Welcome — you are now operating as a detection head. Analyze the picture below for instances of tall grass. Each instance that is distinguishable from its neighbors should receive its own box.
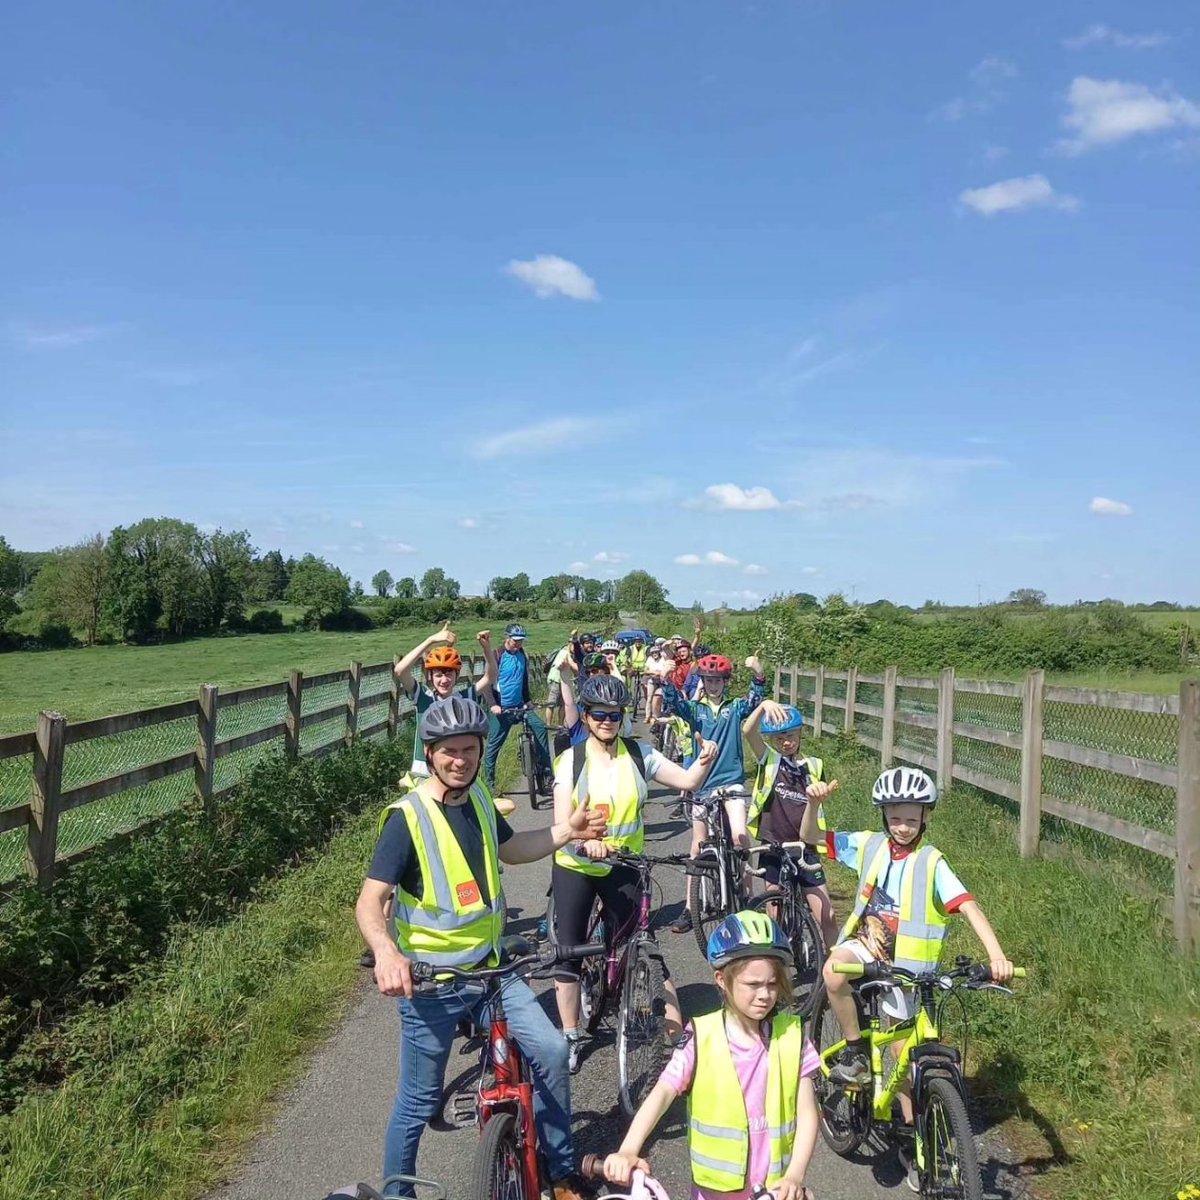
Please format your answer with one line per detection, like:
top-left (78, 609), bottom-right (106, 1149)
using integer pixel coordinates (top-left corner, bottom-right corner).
top-left (810, 735), bottom-right (1200, 1200)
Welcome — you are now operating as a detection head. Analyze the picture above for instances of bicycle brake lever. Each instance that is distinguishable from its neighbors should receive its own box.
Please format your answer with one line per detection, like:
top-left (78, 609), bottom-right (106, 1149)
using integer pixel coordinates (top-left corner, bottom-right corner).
top-left (969, 981), bottom-right (1014, 996)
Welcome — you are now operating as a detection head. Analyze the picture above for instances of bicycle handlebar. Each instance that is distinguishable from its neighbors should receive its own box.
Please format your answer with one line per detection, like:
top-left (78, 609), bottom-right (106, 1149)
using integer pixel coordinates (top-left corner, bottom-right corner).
top-left (832, 959), bottom-right (1027, 986)
top-left (410, 941), bottom-right (605, 988)
top-left (497, 702), bottom-right (538, 716)
top-left (746, 840), bottom-right (809, 858)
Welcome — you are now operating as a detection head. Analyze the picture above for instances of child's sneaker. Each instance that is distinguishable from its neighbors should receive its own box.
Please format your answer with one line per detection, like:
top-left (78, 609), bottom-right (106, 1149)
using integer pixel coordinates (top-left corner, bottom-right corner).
top-left (896, 1134), bottom-right (920, 1193)
top-left (828, 1043), bottom-right (871, 1086)
top-left (565, 1030), bottom-right (582, 1075)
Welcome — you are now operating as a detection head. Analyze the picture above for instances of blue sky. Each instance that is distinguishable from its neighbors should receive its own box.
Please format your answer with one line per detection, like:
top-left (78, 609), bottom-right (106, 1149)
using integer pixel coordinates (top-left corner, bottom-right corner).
top-left (3, 2), bottom-right (1197, 607)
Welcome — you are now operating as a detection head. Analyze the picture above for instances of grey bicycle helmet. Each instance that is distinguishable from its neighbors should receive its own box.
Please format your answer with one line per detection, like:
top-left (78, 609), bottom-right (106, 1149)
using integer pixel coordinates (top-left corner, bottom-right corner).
top-left (418, 696), bottom-right (489, 744)
top-left (578, 674), bottom-right (631, 710)
top-left (871, 766), bottom-right (937, 809)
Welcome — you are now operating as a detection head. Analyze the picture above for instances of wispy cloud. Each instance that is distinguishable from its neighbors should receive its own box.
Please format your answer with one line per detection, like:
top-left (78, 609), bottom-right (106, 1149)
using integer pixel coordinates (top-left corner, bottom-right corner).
top-left (1056, 77), bottom-right (1200, 154)
top-left (687, 483), bottom-right (801, 512)
top-left (982, 144), bottom-right (1010, 163)
top-left (382, 539), bottom-right (418, 553)
top-left (505, 254), bottom-right (600, 301)
top-left (959, 175), bottom-right (1079, 216)
top-left (802, 567), bottom-right (822, 576)
top-left (593, 550), bottom-right (628, 564)
top-left (1090, 496), bottom-right (1133, 516)
top-left (458, 517), bottom-right (479, 529)
top-left (1064, 25), bottom-right (1173, 51)
top-left (930, 56), bottom-right (1017, 121)
top-left (471, 416), bottom-right (597, 460)
top-left (350, 519), bottom-right (365, 529)
top-left (744, 564), bottom-right (768, 576)
top-left (674, 550), bottom-right (739, 567)
top-left (6, 322), bottom-right (123, 349)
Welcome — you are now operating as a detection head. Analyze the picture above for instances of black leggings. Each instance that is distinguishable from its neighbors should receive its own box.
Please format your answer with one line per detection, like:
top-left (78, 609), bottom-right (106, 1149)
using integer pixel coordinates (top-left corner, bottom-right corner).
top-left (551, 861), bottom-right (640, 981)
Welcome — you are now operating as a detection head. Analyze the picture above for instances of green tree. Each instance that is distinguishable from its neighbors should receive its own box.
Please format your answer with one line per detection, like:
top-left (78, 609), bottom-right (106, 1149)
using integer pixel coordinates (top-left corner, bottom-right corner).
top-left (199, 528), bottom-right (255, 628)
top-left (582, 578), bottom-right (607, 604)
top-left (250, 549), bottom-right (290, 602)
top-left (286, 555), bottom-right (352, 622)
top-left (615, 569), bottom-right (669, 614)
top-left (395, 576), bottom-right (417, 599)
top-left (489, 575), bottom-right (518, 601)
top-left (103, 518), bottom-right (208, 640)
top-left (372, 569), bottom-right (394, 598)
top-left (1007, 588), bottom-right (1048, 609)
top-left (420, 567), bottom-right (460, 600)
top-left (0, 535), bottom-right (19, 593)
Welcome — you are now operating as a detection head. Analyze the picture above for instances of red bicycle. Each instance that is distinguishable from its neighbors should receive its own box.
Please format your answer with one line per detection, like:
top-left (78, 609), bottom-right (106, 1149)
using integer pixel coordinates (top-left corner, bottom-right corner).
top-left (412, 936), bottom-right (604, 1200)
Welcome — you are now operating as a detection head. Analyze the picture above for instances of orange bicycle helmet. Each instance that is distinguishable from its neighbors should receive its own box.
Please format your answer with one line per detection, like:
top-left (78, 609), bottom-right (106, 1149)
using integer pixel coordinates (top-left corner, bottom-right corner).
top-left (424, 646), bottom-right (462, 671)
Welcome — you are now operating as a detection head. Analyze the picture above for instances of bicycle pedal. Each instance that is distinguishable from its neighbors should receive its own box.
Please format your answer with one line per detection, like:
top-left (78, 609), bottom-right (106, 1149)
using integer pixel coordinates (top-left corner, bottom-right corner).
top-left (447, 1093), bottom-right (478, 1128)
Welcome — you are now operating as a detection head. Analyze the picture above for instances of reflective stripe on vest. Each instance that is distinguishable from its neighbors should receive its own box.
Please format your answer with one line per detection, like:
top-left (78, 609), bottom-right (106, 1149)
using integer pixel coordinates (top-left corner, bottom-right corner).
top-left (687, 1011), bottom-right (804, 1191)
top-left (839, 835), bottom-right (948, 974)
top-left (554, 739), bottom-right (647, 877)
top-left (747, 749), bottom-right (825, 840)
top-left (380, 783), bottom-right (503, 969)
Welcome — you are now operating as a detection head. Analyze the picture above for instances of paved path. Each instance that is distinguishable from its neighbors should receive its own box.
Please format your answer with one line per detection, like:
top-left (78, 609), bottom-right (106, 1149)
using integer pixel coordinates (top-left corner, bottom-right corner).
top-left (208, 744), bottom-right (1026, 1200)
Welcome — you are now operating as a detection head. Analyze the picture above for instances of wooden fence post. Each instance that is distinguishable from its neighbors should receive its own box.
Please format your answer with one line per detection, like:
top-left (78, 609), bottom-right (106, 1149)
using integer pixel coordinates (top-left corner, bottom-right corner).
top-left (194, 684), bottom-right (218, 811)
top-left (1019, 668), bottom-right (1045, 858)
top-left (789, 666), bottom-right (798, 707)
top-left (1176, 679), bottom-right (1200, 955)
top-left (346, 660), bottom-right (362, 746)
top-left (29, 711), bottom-right (66, 889)
top-left (286, 670), bottom-right (303, 759)
top-left (388, 656), bottom-right (402, 739)
top-left (844, 666), bottom-right (858, 735)
top-left (881, 665), bottom-right (897, 767)
top-left (814, 666), bottom-right (825, 735)
top-left (937, 667), bottom-right (955, 792)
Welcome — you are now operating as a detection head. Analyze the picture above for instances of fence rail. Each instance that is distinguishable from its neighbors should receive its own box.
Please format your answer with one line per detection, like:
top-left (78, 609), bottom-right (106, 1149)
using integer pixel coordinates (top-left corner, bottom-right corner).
top-left (774, 663), bottom-right (1200, 955)
top-left (0, 654), bottom-right (490, 894)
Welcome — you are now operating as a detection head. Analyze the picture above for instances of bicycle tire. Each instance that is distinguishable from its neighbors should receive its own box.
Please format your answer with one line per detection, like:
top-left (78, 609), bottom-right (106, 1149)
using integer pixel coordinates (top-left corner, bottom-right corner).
top-left (787, 901), bottom-right (825, 1017)
top-left (518, 732), bottom-right (539, 810)
top-left (809, 984), bottom-right (873, 1156)
top-left (688, 865), bottom-right (724, 960)
top-left (617, 942), bottom-right (668, 1118)
top-left (579, 895), bottom-right (608, 1034)
top-left (920, 1075), bottom-right (983, 1200)
top-left (474, 1111), bottom-right (531, 1200)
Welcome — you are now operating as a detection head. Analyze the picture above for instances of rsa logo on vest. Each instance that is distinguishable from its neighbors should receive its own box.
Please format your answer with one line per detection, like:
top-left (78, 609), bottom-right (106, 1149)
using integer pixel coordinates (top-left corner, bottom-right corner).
top-left (456, 880), bottom-right (482, 906)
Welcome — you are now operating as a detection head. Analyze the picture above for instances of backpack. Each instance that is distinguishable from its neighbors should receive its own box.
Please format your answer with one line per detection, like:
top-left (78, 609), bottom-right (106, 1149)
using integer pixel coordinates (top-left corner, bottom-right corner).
top-left (571, 737), bottom-right (647, 790)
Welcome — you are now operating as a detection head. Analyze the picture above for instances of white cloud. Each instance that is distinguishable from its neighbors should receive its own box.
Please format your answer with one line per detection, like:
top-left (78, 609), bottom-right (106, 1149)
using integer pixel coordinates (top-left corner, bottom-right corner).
top-left (382, 539), bottom-right (417, 553)
top-left (1090, 496), bottom-right (1133, 516)
top-left (594, 550), bottom-right (628, 564)
top-left (350, 519), bottom-right (365, 529)
top-left (726, 590), bottom-right (762, 604)
top-left (802, 567), bottom-right (822, 576)
top-left (6, 322), bottom-right (121, 349)
top-left (505, 254), bottom-right (600, 301)
top-left (472, 416), bottom-right (597, 460)
top-left (744, 563), bottom-right (768, 576)
top-left (675, 550), bottom-right (739, 567)
top-left (982, 144), bottom-right (1010, 163)
top-left (690, 483), bottom-right (798, 512)
top-left (931, 56), bottom-right (1017, 121)
top-left (959, 174), bottom-right (1080, 216)
top-left (1064, 25), bottom-right (1173, 51)
top-left (1057, 77), bottom-right (1200, 154)
top-left (458, 517), bottom-right (479, 529)
top-left (568, 560), bottom-right (589, 571)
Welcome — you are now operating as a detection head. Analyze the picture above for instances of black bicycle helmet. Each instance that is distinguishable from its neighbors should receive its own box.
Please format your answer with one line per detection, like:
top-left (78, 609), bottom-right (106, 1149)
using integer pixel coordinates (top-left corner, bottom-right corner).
top-left (578, 674), bottom-right (631, 710)
top-left (418, 696), bottom-right (489, 744)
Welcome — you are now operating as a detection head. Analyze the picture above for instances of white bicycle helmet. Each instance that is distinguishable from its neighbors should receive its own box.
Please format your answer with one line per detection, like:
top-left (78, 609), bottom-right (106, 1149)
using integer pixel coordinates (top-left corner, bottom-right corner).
top-left (600, 638), bottom-right (620, 653)
top-left (871, 766), bottom-right (938, 809)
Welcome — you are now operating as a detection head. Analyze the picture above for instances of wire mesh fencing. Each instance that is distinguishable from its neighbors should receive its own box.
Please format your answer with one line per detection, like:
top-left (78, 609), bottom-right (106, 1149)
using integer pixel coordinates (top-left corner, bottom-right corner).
top-left (894, 679), bottom-right (938, 768)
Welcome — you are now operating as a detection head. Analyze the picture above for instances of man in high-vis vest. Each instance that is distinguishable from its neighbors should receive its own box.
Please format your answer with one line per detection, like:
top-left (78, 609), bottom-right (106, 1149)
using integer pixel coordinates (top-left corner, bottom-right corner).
top-left (548, 673), bottom-right (719, 1073)
top-left (742, 701), bottom-right (838, 950)
top-left (798, 766), bottom-right (1014, 1091)
top-left (356, 696), bottom-right (608, 1200)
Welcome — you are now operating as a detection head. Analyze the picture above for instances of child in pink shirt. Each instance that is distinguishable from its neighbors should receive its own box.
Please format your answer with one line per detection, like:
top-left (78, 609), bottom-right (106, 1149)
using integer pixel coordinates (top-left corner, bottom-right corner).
top-left (601, 911), bottom-right (820, 1200)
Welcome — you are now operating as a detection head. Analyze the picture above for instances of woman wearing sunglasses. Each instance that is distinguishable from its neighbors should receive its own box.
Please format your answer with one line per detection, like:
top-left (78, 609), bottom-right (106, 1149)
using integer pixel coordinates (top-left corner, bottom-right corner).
top-left (550, 674), bottom-right (718, 1074)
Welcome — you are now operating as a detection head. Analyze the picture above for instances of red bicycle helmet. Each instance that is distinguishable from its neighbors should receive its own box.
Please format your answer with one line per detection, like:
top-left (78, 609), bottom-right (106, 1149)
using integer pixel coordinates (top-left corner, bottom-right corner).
top-left (696, 653), bottom-right (733, 678)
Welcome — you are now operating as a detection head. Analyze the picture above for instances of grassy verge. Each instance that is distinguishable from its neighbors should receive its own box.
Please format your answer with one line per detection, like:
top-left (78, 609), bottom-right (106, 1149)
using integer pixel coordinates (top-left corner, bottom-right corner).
top-left (809, 735), bottom-right (1200, 1200)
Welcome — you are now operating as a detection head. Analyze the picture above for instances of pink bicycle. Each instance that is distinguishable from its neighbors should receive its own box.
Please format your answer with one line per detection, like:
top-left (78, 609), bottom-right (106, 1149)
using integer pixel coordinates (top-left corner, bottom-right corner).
top-left (581, 1156), bottom-right (815, 1200)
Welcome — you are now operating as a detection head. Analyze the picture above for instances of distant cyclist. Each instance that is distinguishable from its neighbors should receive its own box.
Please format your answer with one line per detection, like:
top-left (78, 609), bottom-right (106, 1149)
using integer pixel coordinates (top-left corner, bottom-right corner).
top-left (483, 624), bottom-right (554, 798)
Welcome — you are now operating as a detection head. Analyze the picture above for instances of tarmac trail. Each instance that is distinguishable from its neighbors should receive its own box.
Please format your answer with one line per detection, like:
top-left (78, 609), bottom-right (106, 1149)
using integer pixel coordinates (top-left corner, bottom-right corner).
top-left (207, 733), bottom-right (1024, 1200)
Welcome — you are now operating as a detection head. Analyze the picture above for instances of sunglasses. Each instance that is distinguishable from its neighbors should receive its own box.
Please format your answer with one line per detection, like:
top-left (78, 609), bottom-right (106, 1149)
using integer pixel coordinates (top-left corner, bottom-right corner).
top-left (586, 710), bottom-right (623, 723)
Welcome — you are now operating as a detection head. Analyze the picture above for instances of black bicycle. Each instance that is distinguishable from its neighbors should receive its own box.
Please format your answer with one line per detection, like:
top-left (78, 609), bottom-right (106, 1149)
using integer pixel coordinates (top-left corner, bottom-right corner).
top-left (745, 840), bottom-right (826, 1016)
top-left (497, 702), bottom-right (551, 810)
top-left (684, 786), bottom-right (752, 959)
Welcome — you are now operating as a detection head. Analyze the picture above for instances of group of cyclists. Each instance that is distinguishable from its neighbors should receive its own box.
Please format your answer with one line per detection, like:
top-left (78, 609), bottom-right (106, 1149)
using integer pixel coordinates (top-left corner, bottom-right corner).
top-left (353, 621), bottom-right (1015, 1200)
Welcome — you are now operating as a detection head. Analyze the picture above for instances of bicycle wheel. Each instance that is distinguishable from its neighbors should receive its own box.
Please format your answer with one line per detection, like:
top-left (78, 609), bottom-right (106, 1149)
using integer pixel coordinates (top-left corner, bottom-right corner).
top-left (474, 1111), bottom-right (530, 1200)
top-left (921, 1075), bottom-right (983, 1200)
top-left (688, 864), bottom-right (724, 960)
top-left (578, 896), bottom-right (608, 1034)
top-left (786, 901), bottom-right (825, 1017)
top-left (809, 984), bottom-right (872, 1155)
top-left (617, 941), bottom-right (668, 1117)
top-left (518, 730), bottom-right (540, 810)
top-left (661, 723), bottom-right (678, 763)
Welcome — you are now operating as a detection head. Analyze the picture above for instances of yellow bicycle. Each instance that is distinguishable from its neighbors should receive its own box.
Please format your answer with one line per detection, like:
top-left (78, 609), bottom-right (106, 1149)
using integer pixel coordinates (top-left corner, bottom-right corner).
top-left (811, 956), bottom-right (1025, 1199)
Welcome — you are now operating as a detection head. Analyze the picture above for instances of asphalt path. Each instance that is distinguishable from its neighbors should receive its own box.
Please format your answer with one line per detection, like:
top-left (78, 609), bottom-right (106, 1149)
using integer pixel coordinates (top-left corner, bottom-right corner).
top-left (208, 736), bottom-right (1024, 1200)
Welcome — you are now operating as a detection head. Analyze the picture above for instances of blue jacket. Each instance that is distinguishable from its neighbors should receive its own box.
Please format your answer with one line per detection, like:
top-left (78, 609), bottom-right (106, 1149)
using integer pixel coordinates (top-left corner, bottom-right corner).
top-left (660, 675), bottom-right (765, 792)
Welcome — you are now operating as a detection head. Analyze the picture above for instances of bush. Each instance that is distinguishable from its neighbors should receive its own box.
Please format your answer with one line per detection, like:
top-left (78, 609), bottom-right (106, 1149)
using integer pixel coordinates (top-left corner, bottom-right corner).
top-left (317, 606), bottom-right (374, 632)
top-left (245, 608), bottom-right (286, 633)
top-left (0, 730), bottom-right (412, 1110)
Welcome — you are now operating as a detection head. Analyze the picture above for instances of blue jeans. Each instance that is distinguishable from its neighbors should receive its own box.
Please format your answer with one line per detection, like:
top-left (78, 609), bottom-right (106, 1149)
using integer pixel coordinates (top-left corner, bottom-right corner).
top-left (483, 710), bottom-right (552, 790)
top-left (384, 975), bottom-right (573, 1196)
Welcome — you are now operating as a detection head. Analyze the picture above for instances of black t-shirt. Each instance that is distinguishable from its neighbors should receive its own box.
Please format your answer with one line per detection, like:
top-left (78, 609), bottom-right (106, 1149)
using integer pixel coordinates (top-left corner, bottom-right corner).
top-left (368, 796), bottom-right (514, 905)
top-left (758, 756), bottom-right (813, 844)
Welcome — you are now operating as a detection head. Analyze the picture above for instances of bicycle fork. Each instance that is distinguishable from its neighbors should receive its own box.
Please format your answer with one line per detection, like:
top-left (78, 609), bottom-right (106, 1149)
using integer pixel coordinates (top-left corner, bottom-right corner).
top-left (478, 1013), bottom-right (540, 1194)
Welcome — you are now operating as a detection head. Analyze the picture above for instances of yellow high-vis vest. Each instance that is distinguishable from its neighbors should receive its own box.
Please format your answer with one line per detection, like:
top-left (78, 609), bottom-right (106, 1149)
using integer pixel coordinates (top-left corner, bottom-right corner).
top-left (746, 749), bottom-right (826, 841)
top-left (378, 784), bottom-right (503, 970)
top-left (839, 834), bottom-right (948, 974)
top-left (687, 1010), bottom-right (805, 1191)
top-left (553, 739), bottom-right (647, 877)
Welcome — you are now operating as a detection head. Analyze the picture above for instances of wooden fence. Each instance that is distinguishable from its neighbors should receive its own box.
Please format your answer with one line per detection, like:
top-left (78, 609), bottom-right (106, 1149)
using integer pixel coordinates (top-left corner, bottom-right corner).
top-left (774, 664), bottom-right (1200, 955)
top-left (0, 654), bottom-right (489, 894)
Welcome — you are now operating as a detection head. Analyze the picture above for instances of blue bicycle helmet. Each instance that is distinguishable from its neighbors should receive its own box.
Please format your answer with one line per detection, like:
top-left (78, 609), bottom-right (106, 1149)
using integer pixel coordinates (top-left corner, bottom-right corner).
top-left (706, 910), bottom-right (793, 968)
top-left (693, 643), bottom-right (711, 658)
top-left (504, 623), bottom-right (528, 640)
top-left (761, 706), bottom-right (804, 735)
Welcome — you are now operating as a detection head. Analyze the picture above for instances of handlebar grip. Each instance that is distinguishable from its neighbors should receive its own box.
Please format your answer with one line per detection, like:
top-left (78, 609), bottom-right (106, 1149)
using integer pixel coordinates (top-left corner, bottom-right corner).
top-left (580, 1154), bottom-right (606, 1181)
top-left (556, 942), bottom-right (607, 961)
top-left (832, 962), bottom-right (865, 977)
top-left (1013, 967), bottom-right (1027, 979)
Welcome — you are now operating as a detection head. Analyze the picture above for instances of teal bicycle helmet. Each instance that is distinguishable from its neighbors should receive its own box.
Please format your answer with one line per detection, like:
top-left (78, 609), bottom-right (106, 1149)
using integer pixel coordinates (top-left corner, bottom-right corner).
top-left (706, 910), bottom-right (793, 968)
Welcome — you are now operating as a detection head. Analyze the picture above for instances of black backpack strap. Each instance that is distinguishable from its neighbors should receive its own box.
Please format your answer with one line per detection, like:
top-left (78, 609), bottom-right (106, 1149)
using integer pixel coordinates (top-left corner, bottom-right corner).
top-left (571, 740), bottom-right (588, 790)
top-left (622, 737), bottom-right (647, 784)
